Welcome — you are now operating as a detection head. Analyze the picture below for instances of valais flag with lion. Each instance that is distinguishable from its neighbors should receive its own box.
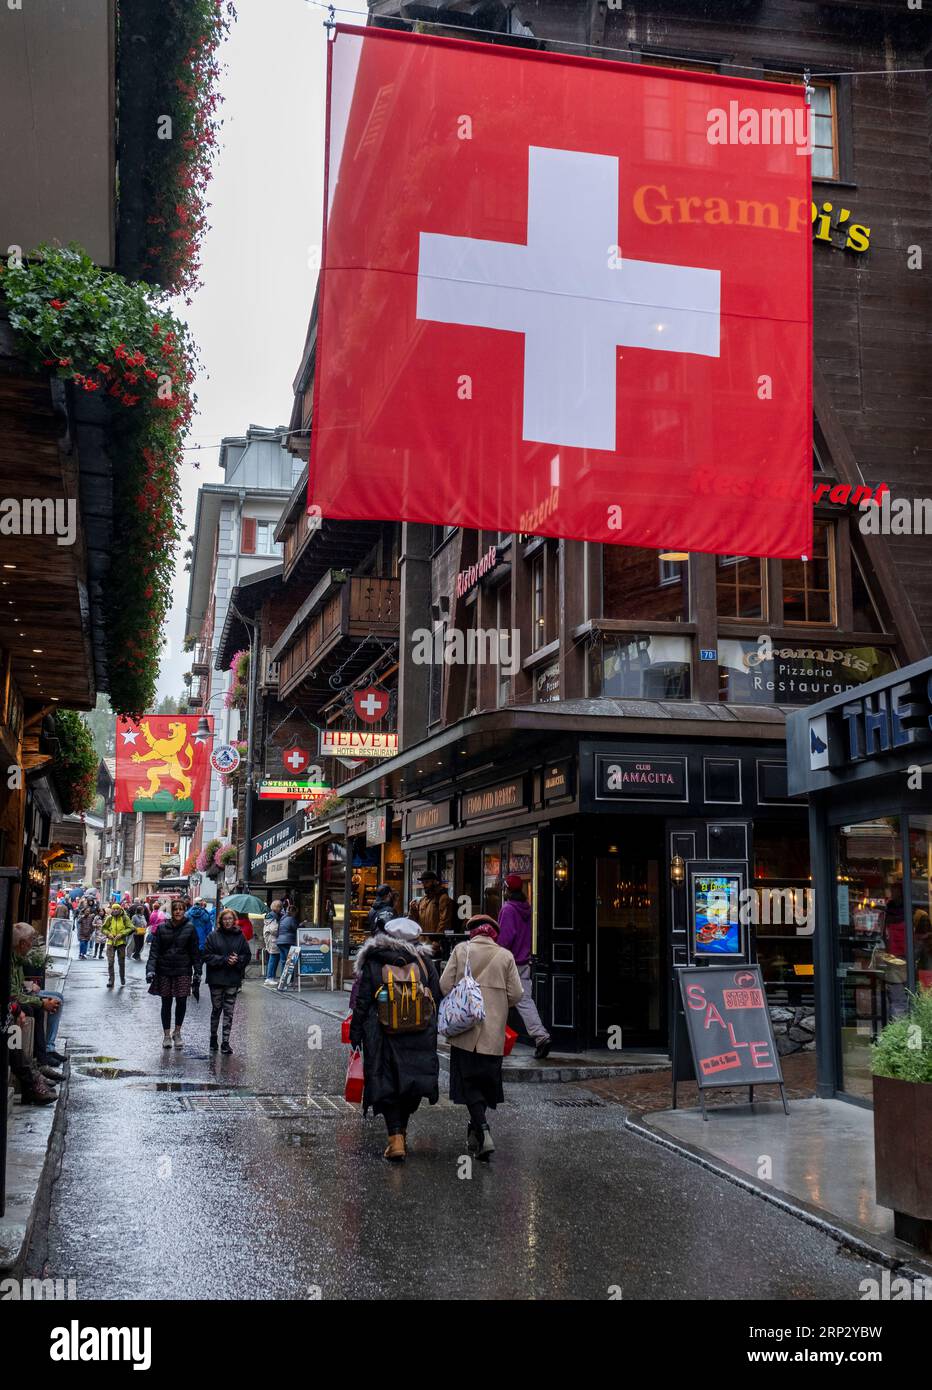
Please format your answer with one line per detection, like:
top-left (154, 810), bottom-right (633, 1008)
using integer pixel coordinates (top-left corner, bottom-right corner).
top-left (115, 715), bottom-right (214, 814)
top-left (309, 26), bottom-right (811, 559)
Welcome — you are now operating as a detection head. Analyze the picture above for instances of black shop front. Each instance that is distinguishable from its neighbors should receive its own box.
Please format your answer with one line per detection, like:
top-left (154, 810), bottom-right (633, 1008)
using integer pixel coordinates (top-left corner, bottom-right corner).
top-left (338, 704), bottom-right (813, 1054)
top-left (787, 656), bottom-right (932, 1103)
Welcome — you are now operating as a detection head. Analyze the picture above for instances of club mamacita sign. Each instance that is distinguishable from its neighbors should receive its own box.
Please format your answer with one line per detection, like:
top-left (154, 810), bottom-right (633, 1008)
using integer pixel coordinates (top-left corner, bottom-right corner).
top-left (311, 26), bottom-right (811, 561)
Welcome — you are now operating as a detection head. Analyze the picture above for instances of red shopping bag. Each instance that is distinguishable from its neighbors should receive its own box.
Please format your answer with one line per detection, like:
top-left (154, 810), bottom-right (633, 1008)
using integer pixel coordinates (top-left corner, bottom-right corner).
top-left (344, 1048), bottom-right (364, 1103)
top-left (341, 1013), bottom-right (352, 1045)
top-left (503, 1026), bottom-right (518, 1057)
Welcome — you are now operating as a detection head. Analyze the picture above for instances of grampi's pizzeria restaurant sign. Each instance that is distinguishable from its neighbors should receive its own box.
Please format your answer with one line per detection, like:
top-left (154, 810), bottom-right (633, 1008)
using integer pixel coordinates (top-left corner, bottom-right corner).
top-left (596, 755), bottom-right (688, 802)
top-left (461, 777), bottom-right (526, 823)
top-left (319, 730), bottom-right (399, 759)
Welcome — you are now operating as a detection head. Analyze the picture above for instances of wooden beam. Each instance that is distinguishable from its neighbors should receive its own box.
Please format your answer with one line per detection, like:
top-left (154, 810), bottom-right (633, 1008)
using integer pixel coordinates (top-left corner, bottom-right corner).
top-left (813, 359), bottom-right (926, 663)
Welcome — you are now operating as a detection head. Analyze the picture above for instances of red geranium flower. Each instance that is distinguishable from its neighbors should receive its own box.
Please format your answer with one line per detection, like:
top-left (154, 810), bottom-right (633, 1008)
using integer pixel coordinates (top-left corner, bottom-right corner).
top-left (49, 299), bottom-right (67, 310)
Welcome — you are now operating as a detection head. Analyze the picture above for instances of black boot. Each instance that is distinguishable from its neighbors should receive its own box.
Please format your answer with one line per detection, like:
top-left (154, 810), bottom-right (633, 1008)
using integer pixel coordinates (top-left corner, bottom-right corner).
top-left (220, 1039), bottom-right (233, 1054)
top-left (477, 1125), bottom-right (495, 1160)
top-left (209, 1035), bottom-right (219, 1051)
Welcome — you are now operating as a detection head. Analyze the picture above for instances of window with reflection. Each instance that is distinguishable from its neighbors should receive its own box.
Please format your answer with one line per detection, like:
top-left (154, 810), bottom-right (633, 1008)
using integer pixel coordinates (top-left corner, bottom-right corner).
top-left (717, 555), bottom-right (765, 621)
top-left (590, 634), bottom-right (691, 700)
top-left (603, 547), bottom-right (689, 621)
top-left (783, 522), bottom-right (835, 624)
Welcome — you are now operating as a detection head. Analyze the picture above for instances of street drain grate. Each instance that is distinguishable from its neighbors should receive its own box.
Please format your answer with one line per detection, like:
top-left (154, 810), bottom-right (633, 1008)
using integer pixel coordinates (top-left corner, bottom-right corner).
top-left (174, 1094), bottom-right (356, 1116)
top-left (550, 1098), bottom-right (607, 1108)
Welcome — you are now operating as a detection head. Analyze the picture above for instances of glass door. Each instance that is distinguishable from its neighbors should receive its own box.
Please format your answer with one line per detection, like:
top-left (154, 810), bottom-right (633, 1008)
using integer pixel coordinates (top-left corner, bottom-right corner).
top-left (595, 850), bottom-right (662, 1046)
top-left (834, 817), bottom-right (903, 1100)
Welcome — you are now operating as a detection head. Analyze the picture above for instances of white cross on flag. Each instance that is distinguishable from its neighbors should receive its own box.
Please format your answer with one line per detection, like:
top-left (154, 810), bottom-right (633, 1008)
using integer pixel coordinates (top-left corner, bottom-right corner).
top-left (283, 746), bottom-right (309, 774)
top-left (354, 687), bottom-right (390, 724)
top-left (310, 26), bottom-right (811, 559)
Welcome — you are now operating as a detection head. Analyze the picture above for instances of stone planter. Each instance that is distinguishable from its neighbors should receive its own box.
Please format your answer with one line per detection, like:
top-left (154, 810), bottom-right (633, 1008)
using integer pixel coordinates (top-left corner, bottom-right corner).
top-left (873, 1074), bottom-right (932, 1250)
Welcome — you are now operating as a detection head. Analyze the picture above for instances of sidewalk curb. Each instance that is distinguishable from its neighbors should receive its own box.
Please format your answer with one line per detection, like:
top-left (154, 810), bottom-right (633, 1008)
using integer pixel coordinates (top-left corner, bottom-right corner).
top-left (625, 1110), bottom-right (932, 1284)
top-left (272, 989), bottom-right (669, 1084)
top-left (0, 1060), bottom-right (70, 1278)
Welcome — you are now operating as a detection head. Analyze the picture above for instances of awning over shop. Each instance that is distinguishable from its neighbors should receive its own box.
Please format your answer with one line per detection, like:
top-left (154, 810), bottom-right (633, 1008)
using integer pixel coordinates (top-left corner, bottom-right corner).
top-left (332, 700), bottom-right (793, 804)
top-left (265, 823), bottom-right (341, 881)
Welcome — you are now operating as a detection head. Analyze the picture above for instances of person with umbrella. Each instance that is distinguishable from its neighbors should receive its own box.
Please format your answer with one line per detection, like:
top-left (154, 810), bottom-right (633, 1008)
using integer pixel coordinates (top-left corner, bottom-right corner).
top-left (146, 898), bottom-right (201, 1049)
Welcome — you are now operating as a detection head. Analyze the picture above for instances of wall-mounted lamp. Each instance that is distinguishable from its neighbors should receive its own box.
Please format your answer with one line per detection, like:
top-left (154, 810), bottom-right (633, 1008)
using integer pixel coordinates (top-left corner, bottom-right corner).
top-left (670, 854), bottom-right (686, 886)
top-left (554, 855), bottom-right (570, 886)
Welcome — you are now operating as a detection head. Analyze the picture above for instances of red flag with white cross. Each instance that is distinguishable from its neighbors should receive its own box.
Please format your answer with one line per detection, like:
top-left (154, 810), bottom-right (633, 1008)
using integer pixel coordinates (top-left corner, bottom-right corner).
top-left (353, 688), bottom-right (390, 723)
top-left (310, 25), bottom-right (811, 559)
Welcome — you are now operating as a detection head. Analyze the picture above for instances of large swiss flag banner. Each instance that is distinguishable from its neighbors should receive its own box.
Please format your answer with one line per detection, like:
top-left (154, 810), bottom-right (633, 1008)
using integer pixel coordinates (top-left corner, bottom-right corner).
top-left (310, 26), bottom-right (811, 559)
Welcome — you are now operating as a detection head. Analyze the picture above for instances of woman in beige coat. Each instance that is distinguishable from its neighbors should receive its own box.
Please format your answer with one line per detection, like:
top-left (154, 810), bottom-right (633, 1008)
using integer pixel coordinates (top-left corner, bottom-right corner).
top-left (439, 914), bottom-right (523, 1159)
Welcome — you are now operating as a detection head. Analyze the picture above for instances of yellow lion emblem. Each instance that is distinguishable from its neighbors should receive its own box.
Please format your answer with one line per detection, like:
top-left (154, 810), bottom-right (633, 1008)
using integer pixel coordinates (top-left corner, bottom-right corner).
top-left (131, 720), bottom-right (195, 802)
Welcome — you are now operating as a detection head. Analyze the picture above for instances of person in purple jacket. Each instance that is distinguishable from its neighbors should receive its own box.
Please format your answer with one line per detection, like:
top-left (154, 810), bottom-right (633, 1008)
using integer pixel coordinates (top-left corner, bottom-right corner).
top-left (496, 874), bottom-right (551, 1059)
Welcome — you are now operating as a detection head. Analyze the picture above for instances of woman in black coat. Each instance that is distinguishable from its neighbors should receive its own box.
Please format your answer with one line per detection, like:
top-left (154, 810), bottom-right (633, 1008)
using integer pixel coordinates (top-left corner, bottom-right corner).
top-left (349, 920), bottom-right (442, 1163)
top-left (146, 898), bottom-right (201, 1050)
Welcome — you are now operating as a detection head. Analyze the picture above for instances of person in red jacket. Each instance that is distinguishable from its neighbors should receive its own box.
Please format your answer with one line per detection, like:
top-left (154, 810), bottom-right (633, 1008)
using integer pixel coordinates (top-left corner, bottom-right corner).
top-left (496, 874), bottom-right (552, 1059)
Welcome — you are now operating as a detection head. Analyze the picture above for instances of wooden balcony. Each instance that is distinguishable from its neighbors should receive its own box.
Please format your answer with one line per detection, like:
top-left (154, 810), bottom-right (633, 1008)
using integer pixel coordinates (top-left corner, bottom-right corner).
top-left (275, 574), bottom-right (400, 706)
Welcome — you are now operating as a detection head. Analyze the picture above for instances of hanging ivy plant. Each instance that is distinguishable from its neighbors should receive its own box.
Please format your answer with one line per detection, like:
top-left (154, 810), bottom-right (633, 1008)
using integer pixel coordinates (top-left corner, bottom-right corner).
top-left (52, 710), bottom-right (99, 814)
top-left (0, 245), bottom-right (199, 717)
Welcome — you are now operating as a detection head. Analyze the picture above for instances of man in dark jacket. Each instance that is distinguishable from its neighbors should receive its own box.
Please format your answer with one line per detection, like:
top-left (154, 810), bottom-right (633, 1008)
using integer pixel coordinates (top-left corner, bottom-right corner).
top-left (366, 884), bottom-right (397, 935)
top-left (497, 873), bottom-right (551, 1059)
top-left (349, 920), bottom-right (441, 1163)
top-left (275, 901), bottom-right (298, 968)
top-left (203, 908), bottom-right (251, 1054)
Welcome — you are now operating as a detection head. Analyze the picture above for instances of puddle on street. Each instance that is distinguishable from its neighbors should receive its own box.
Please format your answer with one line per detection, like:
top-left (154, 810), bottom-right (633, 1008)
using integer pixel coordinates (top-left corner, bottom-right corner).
top-left (76, 1065), bottom-right (148, 1079)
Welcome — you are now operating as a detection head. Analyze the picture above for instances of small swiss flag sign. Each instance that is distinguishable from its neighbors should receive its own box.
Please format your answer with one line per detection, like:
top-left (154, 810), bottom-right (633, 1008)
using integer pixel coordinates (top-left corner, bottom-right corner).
top-left (311, 25), bottom-right (811, 560)
top-left (354, 688), bottom-right (390, 723)
top-left (282, 746), bottom-right (310, 775)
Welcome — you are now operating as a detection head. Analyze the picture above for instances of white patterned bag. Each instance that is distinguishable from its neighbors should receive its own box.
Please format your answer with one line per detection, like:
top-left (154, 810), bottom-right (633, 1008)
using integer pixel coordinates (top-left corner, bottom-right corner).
top-left (438, 946), bottom-right (485, 1037)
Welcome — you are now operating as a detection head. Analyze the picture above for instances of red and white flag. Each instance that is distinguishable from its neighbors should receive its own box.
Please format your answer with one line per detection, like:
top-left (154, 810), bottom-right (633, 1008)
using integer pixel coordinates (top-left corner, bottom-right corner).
top-left (310, 25), bottom-right (811, 559)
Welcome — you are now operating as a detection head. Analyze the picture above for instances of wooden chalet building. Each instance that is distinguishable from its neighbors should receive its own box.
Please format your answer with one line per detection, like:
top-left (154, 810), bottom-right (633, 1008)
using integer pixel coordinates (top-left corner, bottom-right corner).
top-left (304, 0), bottom-right (932, 1062)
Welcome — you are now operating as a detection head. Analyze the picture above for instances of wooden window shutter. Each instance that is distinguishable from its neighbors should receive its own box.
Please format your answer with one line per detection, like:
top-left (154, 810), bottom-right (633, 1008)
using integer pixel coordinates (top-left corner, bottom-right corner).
top-left (241, 516), bottom-right (257, 553)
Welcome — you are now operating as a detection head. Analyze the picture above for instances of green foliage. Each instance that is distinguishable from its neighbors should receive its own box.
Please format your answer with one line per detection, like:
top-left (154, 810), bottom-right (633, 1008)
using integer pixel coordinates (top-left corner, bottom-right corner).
top-left (872, 989), bottom-right (932, 1084)
top-left (52, 709), bottom-right (99, 814)
top-left (1, 245), bottom-right (198, 716)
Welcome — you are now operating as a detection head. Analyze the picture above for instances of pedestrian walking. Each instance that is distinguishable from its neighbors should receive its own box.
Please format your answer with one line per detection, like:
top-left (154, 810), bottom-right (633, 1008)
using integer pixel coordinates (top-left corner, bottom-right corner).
top-left (349, 919), bottom-right (441, 1163)
top-left (439, 914), bottom-right (524, 1159)
top-left (366, 883), bottom-right (397, 935)
top-left (275, 899), bottom-right (298, 976)
top-left (203, 908), bottom-right (251, 1054)
top-left (102, 903), bottom-right (135, 987)
top-left (130, 903), bottom-right (148, 961)
top-left (262, 899), bottom-right (283, 985)
top-left (92, 911), bottom-right (106, 959)
top-left (187, 899), bottom-right (213, 953)
top-left (76, 905), bottom-right (95, 959)
top-left (496, 873), bottom-right (552, 1059)
top-left (146, 898), bottom-right (201, 1049)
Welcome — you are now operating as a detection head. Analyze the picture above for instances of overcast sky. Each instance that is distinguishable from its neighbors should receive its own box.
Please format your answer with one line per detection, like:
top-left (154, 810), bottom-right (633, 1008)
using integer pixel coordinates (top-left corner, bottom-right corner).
top-left (157, 0), bottom-right (330, 700)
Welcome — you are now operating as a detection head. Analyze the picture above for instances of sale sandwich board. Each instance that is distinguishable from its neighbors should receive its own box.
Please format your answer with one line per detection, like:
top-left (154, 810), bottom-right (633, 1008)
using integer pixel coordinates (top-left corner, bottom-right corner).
top-left (673, 964), bottom-right (787, 1120)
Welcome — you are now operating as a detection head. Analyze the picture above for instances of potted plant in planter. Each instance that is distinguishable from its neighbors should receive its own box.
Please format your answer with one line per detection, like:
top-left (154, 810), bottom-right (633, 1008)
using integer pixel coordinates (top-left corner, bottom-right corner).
top-left (872, 988), bottom-right (932, 1251)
